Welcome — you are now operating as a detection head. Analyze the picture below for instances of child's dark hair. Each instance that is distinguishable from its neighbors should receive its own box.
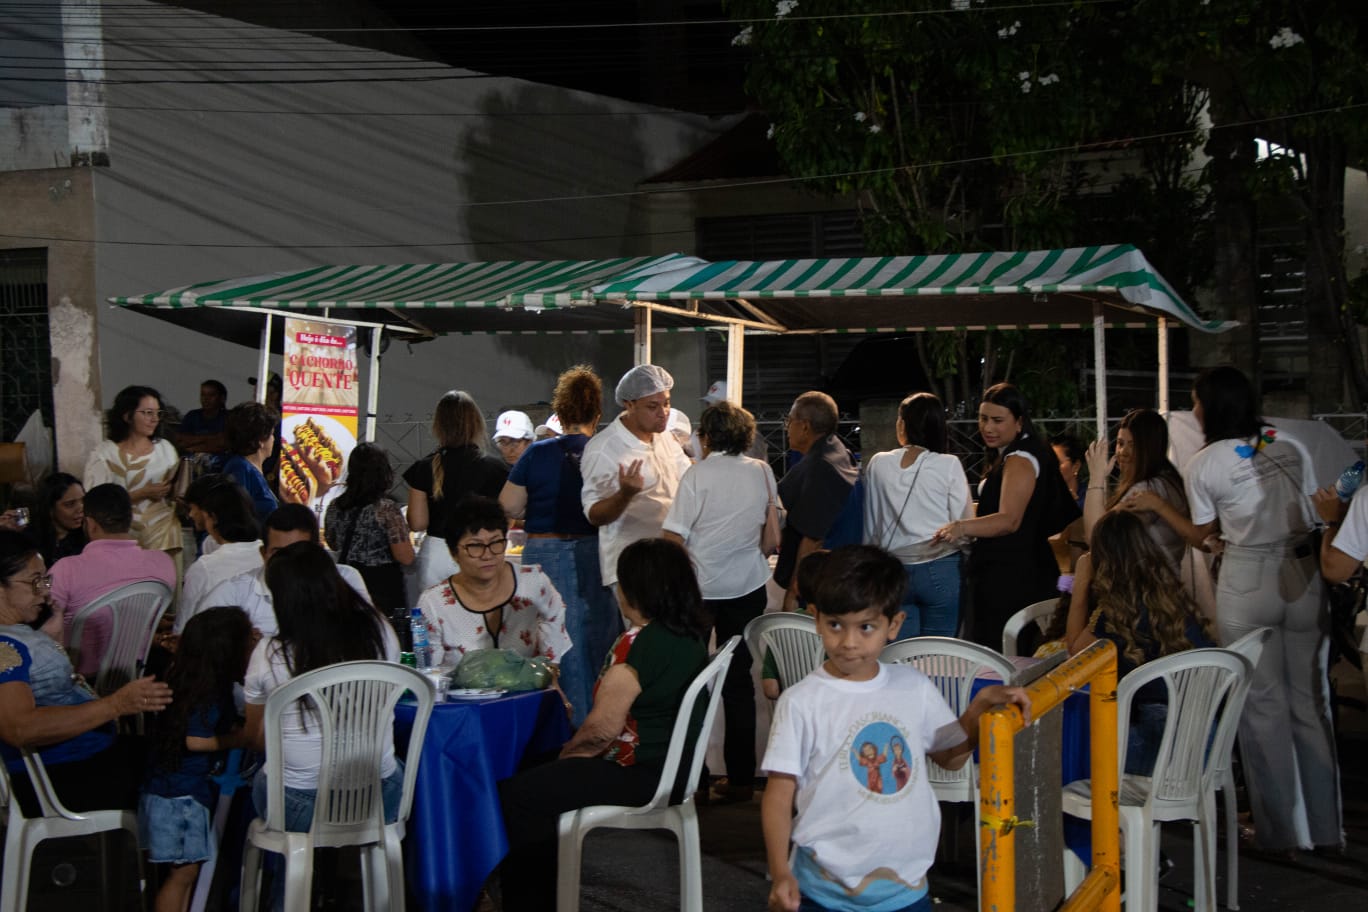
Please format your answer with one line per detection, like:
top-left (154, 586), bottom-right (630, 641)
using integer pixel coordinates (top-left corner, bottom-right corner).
top-left (152, 607), bottom-right (253, 773)
top-left (813, 545), bottom-right (906, 619)
top-left (794, 549), bottom-right (830, 608)
top-left (616, 538), bottom-right (709, 640)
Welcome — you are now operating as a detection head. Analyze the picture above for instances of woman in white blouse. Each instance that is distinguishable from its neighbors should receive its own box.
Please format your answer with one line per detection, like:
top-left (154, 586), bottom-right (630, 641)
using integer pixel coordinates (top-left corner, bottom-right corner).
top-left (416, 497), bottom-right (571, 668)
top-left (84, 385), bottom-right (182, 576)
top-left (864, 392), bottom-right (973, 639)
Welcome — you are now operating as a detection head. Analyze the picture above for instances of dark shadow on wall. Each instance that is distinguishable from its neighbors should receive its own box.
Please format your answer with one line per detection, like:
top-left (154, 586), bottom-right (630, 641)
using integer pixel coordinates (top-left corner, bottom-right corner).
top-left (451, 84), bottom-right (656, 376)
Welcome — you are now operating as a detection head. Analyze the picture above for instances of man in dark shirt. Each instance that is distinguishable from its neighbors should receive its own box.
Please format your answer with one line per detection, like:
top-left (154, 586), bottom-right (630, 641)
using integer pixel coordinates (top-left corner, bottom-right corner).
top-left (175, 379), bottom-right (228, 455)
top-left (773, 391), bottom-right (859, 610)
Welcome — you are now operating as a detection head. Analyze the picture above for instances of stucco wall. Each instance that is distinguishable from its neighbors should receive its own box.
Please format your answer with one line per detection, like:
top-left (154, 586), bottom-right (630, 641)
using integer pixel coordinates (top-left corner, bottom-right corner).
top-left (0, 166), bottom-right (102, 474)
top-left (83, 2), bottom-right (722, 430)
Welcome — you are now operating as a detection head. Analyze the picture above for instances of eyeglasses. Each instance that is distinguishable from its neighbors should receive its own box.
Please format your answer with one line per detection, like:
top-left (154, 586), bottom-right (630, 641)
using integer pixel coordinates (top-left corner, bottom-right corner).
top-left (135, 409), bottom-right (165, 419)
top-left (25, 575), bottom-right (53, 594)
top-left (460, 538), bottom-right (507, 558)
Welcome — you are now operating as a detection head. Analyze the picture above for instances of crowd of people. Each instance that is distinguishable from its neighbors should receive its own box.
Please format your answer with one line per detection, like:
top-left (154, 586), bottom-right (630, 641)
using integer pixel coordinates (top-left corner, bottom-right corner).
top-left (0, 359), bottom-right (1356, 911)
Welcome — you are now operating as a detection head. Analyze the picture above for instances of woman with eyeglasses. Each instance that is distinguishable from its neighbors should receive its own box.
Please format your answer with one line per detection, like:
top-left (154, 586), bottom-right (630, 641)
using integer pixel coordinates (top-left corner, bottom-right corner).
top-left (83, 385), bottom-right (183, 577)
top-left (0, 530), bottom-right (173, 817)
top-left (414, 496), bottom-right (571, 666)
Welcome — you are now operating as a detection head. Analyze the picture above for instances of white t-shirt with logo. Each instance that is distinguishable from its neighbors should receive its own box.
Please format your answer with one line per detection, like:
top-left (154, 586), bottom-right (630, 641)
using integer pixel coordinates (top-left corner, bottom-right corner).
top-left (762, 663), bottom-right (963, 910)
top-left (1185, 431), bottom-right (1315, 546)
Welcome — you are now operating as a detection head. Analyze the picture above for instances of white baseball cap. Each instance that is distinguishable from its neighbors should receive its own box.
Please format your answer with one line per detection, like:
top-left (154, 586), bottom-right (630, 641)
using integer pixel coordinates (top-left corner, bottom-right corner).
top-left (701, 380), bottom-right (727, 405)
top-left (493, 410), bottom-right (535, 441)
top-left (534, 414), bottom-right (564, 436)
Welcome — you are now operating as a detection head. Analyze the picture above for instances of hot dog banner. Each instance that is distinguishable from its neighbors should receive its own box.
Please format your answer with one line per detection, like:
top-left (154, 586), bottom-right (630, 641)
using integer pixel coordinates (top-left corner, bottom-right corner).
top-left (278, 318), bottom-right (359, 512)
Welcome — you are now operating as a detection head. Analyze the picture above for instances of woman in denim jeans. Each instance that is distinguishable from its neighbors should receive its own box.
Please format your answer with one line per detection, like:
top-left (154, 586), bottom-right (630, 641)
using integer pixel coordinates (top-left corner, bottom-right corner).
top-left (863, 393), bottom-right (973, 639)
top-left (243, 541), bottom-right (404, 831)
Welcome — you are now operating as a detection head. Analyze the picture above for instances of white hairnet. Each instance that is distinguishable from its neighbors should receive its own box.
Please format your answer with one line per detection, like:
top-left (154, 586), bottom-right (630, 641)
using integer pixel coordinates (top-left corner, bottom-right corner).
top-left (614, 364), bottom-right (674, 406)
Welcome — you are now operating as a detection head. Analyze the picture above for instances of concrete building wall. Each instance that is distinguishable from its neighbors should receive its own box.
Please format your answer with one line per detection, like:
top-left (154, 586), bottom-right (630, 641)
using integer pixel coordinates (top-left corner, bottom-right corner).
top-left (27, 1), bottom-right (728, 440)
top-left (0, 167), bottom-right (102, 474)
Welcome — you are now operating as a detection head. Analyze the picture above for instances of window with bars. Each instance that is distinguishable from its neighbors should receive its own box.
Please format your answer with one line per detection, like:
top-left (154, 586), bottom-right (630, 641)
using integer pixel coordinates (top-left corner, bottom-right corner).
top-left (0, 248), bottom-right (55, 442)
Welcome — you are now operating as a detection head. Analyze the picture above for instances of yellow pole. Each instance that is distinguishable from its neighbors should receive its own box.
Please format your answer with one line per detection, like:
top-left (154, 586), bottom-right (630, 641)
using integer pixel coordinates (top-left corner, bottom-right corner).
top-left (1089, 643), bottom-right (1121, 912)
top-left (979, 705), bottom-right (1016, 911)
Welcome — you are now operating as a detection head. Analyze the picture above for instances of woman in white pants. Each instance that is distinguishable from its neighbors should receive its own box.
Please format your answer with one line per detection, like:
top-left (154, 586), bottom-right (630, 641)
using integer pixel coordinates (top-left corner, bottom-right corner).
top-left (1123, 366), bottom-right (1341, 856)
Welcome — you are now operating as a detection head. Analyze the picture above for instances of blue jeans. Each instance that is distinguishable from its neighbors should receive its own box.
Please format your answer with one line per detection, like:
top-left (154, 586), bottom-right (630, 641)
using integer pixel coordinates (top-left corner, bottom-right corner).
top-left (798, 893), bottom-right (931, 912)
top-left (251, 763), bottom-right (404, 832)
top-left (523, 537), bottom-right (622, 728)
top-left (896, 553), bottom-right (961, 640)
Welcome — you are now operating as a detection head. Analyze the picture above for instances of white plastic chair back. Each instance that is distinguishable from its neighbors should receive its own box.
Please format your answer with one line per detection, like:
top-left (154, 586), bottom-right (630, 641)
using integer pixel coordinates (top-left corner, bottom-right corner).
top-left (1115, 648), bottom-right (1250, 808)
top-left (1, 748), bottom-right (142, 912)
top-left (742, 613), bottom-right (822, 690)
top-left (68, 580), bottom-right (173, 694)
top-left (1002, 598), bottom-right (1058, 657)
top-left (556, 637), bottom-right (739, 912)
top-left (260, 660), bottom-right (434, 846)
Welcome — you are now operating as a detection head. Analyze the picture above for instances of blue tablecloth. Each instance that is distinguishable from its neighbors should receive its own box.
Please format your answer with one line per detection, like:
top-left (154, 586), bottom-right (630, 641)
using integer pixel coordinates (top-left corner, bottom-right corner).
top-left (395, 689), bottom-right (571, 912)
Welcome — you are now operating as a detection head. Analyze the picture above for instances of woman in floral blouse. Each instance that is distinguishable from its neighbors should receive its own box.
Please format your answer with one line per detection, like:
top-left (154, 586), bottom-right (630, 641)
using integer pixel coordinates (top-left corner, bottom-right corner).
top-left (415, 496), bottom-right (570, 666)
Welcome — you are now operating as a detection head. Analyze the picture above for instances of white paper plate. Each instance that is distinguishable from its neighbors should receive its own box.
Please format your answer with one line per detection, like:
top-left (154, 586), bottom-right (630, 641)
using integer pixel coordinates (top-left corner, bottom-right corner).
top-left (446, 688), bottom-right (507, 700)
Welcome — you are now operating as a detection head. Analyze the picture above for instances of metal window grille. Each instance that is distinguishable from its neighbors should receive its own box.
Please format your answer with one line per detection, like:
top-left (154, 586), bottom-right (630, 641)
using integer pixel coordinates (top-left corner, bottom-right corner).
top-left (0, 248), bottom-right (55, 443)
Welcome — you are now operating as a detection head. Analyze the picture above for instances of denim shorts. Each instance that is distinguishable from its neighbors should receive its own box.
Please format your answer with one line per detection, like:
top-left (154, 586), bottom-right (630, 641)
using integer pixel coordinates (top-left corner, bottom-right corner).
top-left (139, 793), bottom-right (215, 864)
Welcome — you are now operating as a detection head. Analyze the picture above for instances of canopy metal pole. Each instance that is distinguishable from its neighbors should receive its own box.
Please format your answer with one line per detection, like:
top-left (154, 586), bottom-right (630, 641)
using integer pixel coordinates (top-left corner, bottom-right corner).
top-left (256, 313), bottom-right (273, 405)
top-left (1157, 316), bottom-right (1170, 415)
top-left (1093, 303), bottom-right (1108, 441)
top-left (365, 327), bottom-right (382, 443)
top-left (633, 306), bottom-right (652, 365)
top-left (726, 324), bottom-right (745, 406)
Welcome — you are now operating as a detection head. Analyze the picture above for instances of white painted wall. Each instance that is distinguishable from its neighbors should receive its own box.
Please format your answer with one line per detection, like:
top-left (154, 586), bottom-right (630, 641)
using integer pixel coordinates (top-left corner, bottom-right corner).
top-left (86, 1), bottom-right (722, 429)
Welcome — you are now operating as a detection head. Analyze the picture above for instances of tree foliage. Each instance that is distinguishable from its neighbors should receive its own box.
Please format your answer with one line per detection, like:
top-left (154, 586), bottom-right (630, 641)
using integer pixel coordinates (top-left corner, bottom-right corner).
top-left (728, 0), bottom-right (1368, 407)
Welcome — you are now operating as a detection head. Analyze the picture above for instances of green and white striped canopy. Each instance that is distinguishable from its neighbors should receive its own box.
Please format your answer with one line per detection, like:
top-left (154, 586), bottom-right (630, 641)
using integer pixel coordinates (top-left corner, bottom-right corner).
top-left (111, 244), bottom-right (1229, 340)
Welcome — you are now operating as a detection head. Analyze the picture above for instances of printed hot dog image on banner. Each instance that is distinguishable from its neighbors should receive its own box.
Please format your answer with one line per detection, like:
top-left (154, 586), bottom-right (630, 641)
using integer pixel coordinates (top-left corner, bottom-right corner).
top-left (279, 318), bottom-right (359, 513)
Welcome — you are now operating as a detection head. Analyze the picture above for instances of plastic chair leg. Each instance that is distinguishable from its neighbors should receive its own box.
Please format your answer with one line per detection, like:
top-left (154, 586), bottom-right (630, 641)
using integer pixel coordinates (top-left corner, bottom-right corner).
top-left (238, 841), bottom-right (263, 912)
top-left (1062, 845), bottom-right (1086, 895)
top-left (676, 809), bottom-right (703, 912)
top-left (1120, 811), bottom-right (1155, 912)
top-left (384, 830), bottom-right (406, 912)
top-left (360, 844), bottom-right (387, 912)
top-left (556, 814), bottom-right (584, 912)
top-left (2, 823), bottom-right (32, 912)
top-left (282, 840), bottom-right (314, 912)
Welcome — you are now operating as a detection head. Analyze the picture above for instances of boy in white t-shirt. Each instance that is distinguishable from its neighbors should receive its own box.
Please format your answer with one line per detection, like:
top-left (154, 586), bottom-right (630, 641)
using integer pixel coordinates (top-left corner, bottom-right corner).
top-left (761, 545), bottom-right (1030, 912)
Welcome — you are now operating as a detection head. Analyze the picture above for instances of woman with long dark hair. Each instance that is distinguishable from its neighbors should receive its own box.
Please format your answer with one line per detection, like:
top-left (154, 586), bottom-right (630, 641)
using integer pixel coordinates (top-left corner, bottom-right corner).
top-left (934, 383), bottom-right (1080, 646)
top-left (864, 392), bottom-right (973, 639)
top-left (498, 538), bottom-right (710, 911)
top-left (0, 530), bottom-right (172, 817)
top-left (243, 541), bottom-right (401, 831)
top-left (325, 443), bottom-right (413, 633)
top-left (28, 472), bottom-right (87, 566)
top-left (1082, 408), bottom-right (1189, 567)
top-left (403, 390), bottom-right (509, 600)
top-left (499, 366), bottom-right (614, 727)
top-left (84, 385), bottom-right (182, 575)
top-left (1120, 366), bottom-right (1341, 856)
top-left (1066, 511), bottom-right (1212, 772)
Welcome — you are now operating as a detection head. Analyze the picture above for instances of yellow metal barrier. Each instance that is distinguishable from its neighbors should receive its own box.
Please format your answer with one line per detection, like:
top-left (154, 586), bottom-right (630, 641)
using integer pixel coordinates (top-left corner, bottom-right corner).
top-left (979, 640), bottom-right (1120, 912)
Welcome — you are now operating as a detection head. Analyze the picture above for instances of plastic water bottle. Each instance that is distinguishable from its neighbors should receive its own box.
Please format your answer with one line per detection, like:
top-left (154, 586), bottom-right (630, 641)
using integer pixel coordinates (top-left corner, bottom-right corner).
top-left (1335, 460), bottom-right (1365, 502)
top-left (409, 608), bottom-right (431, 670)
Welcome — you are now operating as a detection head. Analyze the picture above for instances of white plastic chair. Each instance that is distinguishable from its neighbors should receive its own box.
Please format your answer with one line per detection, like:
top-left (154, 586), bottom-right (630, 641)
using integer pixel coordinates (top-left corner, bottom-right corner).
top-left (743, 612), bottom-right (823, 690)
top-left (879, 636), bottom-right (1016, 892)
top-left (556, 635), bottom-right (739, 912)
top-left (1002, 598), bottom-right (1059, 657)
top-left (1209, 627), bottom-right (1272, 911)
top-left (67, 580), bottom-right (174, 695)
top-left (0, 748), bottom-right (143, 912)
top-left (1061, 648), bottom-right (1251, 912)
top-left (239, 660), bottom-right (436, 912)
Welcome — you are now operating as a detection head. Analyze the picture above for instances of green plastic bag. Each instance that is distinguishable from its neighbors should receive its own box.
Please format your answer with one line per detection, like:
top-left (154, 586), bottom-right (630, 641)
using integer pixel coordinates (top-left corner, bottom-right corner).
top-left (450, 648), bottom-right (553, 692)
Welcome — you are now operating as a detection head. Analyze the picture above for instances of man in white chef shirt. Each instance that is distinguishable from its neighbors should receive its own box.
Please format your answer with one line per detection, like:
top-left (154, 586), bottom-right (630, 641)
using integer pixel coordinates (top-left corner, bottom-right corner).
top-left (580, 364), bottom-right (693, 588)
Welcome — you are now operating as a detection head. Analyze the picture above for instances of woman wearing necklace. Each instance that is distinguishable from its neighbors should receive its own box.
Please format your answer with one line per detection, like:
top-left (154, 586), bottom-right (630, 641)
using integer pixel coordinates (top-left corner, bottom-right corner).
top-left (415, 496), bottom-right (572, 667)
top-left (84, 385), bottom-right (183, 579)
top-left (863, 392), bottom-right (974, 639)
top-left (0, 530), bottom-right (172, 817)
